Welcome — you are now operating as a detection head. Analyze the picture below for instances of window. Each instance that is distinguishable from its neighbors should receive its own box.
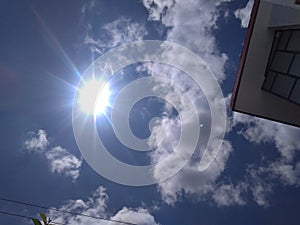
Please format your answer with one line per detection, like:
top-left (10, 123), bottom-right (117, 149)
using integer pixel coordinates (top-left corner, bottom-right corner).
top-left (290, 55), bottom-right (300, 77)
top-left (270, 52), bottom-right (293, 73)
top-left (262, 29), bottom-right (300, 106)
top-left (271, 74), bottom-right (295, 98)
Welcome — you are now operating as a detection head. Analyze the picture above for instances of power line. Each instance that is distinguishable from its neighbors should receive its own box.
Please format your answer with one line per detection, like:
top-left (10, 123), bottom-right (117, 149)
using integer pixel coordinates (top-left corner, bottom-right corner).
top-left (0, 197), bottom-right (138, 225)
top-left (0, 210), bottom-right (65, 225)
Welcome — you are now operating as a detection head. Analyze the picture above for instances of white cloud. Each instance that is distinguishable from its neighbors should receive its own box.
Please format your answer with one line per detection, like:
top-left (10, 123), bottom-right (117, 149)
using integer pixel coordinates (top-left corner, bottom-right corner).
top-left (24, 129), bottom-right (49, 152)
top-left (47, 186), bottom-right (160, 225)
top-left (245, 165), bottom-right (273, 207)
top-left (230, 113), bottom-right (300, 206)
top-left (111, 207), bottom-right (159, 225)
top-left (81, 0), bottom-right (96, 14)
top-left (140, 47), bottom-right (300, 207)
top-left (231, 159), bottom-right (300, 207)
top-left (140, 0), bottom-right (236, 206)
top-left (80, 0), bottom-right (300, 208)
top-left (142, 0), bottom-right (174, 21)
top-left (47, 186), bottom-right (108, 225)
top-left (46, 146), bottom-right (82, 182)
top-left (270, 161), bottom-right (300, 186)
top-left (138, 64), bottom-right (231, 204)
top-left (251, 184), bottom-right (271, 207)
top-left (84, 17), bottom-right (148, 54)
top-left (232, 112), bottom-right (300, 162)
top-left (212, 183), bottom-right (246, 206)
top-left (155, 0), bottom-right (230, 81)
top-left (150, 122), bottom-right (233, 205)
top-left (247, 160), bottom-right (300, 206)
top-left (234, 0), bottom-right (254, 28)
top-left (24, 129), bottom-right (82, 181)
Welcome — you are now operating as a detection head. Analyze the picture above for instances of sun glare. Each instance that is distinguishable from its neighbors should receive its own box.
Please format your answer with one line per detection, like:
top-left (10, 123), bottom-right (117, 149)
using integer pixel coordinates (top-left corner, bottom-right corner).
top-left (78, 79), bottom-right (110, 115)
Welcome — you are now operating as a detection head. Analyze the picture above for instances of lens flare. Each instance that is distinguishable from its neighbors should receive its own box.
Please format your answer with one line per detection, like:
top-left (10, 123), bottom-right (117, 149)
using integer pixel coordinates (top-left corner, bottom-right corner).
top-left (78, 78), bottom-right (110, 115)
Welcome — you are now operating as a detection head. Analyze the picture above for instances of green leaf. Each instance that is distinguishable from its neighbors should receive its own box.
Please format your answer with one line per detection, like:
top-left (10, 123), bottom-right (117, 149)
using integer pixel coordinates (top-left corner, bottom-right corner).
top-left (32, 218), bottom-right (42, 225)
top-left (40, 213), bottom-right (48, 225)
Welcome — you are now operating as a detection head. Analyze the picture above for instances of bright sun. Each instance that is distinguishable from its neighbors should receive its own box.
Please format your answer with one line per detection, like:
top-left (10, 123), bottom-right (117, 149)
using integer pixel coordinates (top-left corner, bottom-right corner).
top-left (78, 78), bottom-right (111, 115)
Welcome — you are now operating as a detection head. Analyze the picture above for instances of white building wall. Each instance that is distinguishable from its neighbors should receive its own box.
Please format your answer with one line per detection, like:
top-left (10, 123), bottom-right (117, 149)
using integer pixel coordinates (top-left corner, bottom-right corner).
top-left (233, 0), bottom-right (300, 127)
top-left (269, 3), bottom-right (300, 28)
top-left (266, 0), bottom-right (300, 10)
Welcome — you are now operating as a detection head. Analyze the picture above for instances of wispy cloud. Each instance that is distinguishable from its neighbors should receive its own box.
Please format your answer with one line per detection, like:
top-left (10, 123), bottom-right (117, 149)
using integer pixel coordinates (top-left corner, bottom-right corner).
top-left (47, 186), bottom-right (160, 225)
top-left (232, 112), bottom-right (300, 162)
top-left (84, 17), bottom-right (148, 54)
top-left (231, 112), bottom-right (300, 206)
top-left (212, 183), bottom-right (246, 206)
top-left (245, 165), bottom-right (273, 207)
top-left (234, 0), bottom-right (254, 28)
top-left (24, 130), bottom-right (82, 182)
top-left (142, 0), bottom-right (175, 21)
top-left (271, 161), bottom-right (300, 186)
top-left (24, 129), bottom-right (49, 152)
top-left (46, 146), bottom-right (82, 182)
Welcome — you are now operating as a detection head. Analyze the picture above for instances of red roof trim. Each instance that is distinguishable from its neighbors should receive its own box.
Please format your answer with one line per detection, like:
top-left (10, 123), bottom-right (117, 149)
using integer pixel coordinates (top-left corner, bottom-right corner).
top-left (230, 0), bottom-right (261, 110)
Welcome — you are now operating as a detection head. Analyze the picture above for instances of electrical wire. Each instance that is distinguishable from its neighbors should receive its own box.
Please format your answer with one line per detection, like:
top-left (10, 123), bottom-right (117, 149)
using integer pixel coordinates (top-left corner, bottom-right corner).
top-left (0, 197), bottom-right (138, 225)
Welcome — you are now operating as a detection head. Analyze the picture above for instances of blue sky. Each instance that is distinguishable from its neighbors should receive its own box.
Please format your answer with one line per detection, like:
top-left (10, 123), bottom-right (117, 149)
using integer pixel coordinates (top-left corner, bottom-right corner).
top-left (1, 0), bottom-right (300, 225)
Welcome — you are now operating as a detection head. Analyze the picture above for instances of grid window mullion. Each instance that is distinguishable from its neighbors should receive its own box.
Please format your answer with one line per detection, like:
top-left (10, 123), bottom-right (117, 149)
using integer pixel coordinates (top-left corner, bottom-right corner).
top-left (284, 30), bottom-right (293, 50)
top-left (287, 54), bottom-right (296, 73)
top-left (288, 79), bottom-right (298, 100)
top-left (270, 73), bottom-right (277, 91)
top-left (266, 31), bottom-right (281, 74)
top-left (262, 29), bottom-right (300, 106)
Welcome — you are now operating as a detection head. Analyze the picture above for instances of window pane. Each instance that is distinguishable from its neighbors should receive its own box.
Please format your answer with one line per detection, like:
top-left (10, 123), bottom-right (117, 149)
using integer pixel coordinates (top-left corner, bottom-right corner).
top-left (267, 32), bottom-right (280, 70)
top-left (287, 30), bottom-right (300, 52)
top-left (271, 74), bottom-right (295, 98)
top-left (263, 72), bottom-right (276, 90)
top-left (289, 54), bottom-right (300, 77)
top-left (270, 52), bottom-right (293, 73)
top-left (278, 31), bottom-right (291, 50)
top-left (290, 80), bottom-right (300, 105)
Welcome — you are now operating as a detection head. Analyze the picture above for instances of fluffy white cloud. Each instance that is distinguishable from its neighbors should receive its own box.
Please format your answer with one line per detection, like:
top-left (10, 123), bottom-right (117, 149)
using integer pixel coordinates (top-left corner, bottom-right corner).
top-left (84, 17), bottom-right (147, 54)
top-left (46, 146), bottom-right (82, 182)
top-left (80, 0), bottom-right (300, 208)
top-left (24, 129), bottom-right (49, 152)
top-left (47, 186), bottom-right (108, 225)
top-left (24, 130), bottom-right (82, 181)
top-left (137, 63), bottom-right (231, 204)
top-left (149, 116), bottom-right (233, 205)
top-left (234, 0), bottom-right (254, 28)
top-left (140, 0), bottom-right (236, 206)
top-left (47, 186), bottom-right (160, 225)
top-left (155, 0), bottom-right (230, 81)
top-left (111, 207), bottom-right (159, 225)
